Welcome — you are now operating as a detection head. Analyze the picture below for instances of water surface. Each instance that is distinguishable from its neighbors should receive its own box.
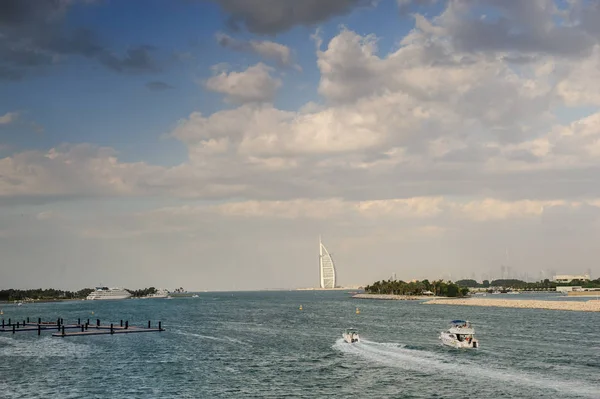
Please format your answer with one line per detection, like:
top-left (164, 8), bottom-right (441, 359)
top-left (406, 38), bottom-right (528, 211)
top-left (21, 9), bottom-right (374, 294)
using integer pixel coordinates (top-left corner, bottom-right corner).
top-left (1, 291), bottom-right (598, 398)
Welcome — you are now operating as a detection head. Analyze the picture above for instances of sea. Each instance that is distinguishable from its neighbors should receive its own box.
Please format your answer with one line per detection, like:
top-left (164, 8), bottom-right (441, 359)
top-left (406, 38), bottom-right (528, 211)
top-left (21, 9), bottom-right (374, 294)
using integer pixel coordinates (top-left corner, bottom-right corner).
top-left (0, 291), bottom-right (598, 398)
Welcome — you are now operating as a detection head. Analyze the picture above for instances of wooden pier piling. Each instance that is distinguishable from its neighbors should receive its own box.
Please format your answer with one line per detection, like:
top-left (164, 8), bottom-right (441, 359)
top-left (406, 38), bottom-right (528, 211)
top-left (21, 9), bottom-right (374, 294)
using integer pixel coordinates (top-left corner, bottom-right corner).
top-left (1, 318), bottom-right (164, 337)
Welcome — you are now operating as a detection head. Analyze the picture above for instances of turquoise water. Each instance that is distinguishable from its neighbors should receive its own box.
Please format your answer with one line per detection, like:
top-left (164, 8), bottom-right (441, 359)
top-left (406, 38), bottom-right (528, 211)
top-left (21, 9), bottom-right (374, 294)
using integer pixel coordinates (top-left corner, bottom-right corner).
top-left (1, 291), bottom-right (599, 398)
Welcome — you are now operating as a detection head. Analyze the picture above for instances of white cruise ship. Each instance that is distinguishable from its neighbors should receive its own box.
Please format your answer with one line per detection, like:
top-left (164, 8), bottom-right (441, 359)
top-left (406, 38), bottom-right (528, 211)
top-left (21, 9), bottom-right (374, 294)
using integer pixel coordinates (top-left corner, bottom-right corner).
top-left (86, 286), bottom-right (132, 300)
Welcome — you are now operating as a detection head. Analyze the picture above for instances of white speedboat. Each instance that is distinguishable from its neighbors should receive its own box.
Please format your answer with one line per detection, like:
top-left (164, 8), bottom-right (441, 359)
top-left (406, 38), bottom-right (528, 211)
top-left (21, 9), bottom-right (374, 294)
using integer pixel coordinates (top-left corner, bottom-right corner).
top-left (342, 328), bottom-right (360, 343)
top-left (439, 320), bottom-right (479, 349)
top-left (86, 286), bottom-right (131, 300)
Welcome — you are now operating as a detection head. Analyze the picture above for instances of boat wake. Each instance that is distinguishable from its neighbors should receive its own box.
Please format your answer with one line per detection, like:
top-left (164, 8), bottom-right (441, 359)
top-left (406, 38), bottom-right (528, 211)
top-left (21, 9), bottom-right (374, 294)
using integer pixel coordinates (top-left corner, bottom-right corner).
top-left (332, 338), bottom-right (598, 398)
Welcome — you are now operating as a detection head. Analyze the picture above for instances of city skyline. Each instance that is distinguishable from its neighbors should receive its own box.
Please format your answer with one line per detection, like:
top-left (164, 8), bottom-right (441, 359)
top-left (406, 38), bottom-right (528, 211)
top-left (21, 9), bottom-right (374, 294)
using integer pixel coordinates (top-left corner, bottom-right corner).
top-left (3, 1), bottom-right (600, 290)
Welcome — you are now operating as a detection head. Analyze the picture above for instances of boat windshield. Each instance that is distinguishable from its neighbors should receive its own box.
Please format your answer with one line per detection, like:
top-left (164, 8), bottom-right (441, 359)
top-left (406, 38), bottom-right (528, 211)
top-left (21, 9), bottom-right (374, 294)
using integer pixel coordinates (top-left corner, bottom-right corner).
top-left (450, 320), bottom-right (471, 328)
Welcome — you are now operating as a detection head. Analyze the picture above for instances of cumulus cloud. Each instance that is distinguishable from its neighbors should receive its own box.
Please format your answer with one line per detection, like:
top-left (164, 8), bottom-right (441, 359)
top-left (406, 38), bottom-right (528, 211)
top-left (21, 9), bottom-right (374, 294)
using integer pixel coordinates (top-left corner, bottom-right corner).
top-left (4, 2), bottom-right (600, 207)
top-left (204, 63), bottom-right (282, 104)
top-left (216, 33), bottom-right (300, 70)
top-left (210, 0), bottom-right (377, 34)
top-left (423, 0), bottom-right (600, 58)
top-left (0, 112), bottom-right (18, 125)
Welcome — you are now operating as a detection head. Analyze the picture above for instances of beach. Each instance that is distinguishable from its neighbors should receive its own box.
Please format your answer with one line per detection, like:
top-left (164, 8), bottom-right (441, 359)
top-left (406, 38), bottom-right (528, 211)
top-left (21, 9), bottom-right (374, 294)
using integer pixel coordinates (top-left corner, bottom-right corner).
top-left (423, 297), bottom-right (600, 312)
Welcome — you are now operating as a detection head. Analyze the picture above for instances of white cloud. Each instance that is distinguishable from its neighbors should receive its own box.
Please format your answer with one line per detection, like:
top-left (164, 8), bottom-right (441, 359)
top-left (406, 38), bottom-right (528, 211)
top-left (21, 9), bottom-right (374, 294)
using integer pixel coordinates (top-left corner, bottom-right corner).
top-left (0, 112), bottom-right (18, 125)
top-left (4, 4), bottom-right (600, 208)
top-left (205, 63), bottom-right (282, 104)
top-left (216, 33), bottom-right (300, 70)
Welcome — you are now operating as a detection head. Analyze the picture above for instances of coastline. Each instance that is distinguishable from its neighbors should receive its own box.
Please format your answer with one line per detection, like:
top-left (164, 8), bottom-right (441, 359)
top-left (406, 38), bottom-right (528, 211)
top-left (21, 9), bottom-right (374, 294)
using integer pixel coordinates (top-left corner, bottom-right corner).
top-left (423, 298), bottom-right (600, 312)
top-left (352, 293), bottom-right (435, 301)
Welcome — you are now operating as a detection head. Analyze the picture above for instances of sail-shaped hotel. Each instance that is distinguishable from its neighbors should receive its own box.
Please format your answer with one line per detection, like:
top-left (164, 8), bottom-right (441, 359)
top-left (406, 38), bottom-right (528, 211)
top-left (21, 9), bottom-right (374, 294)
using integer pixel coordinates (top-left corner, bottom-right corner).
top-left (319, 237), bottom-right (337, 289)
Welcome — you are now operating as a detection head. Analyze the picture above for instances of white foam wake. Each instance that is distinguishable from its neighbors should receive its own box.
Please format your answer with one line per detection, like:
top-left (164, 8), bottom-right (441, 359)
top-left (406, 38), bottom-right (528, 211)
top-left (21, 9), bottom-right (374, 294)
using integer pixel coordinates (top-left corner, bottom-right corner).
top-left (332, 338), bottom-right (598, 398)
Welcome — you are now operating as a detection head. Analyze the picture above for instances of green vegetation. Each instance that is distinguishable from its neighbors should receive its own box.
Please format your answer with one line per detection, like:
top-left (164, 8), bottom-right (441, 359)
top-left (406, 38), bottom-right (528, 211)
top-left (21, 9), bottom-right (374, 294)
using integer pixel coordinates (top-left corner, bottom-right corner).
top-left (127, 287), bottom-right (158, 297)
top-left (0, 288), bottom-right (93, 302)
top-left (365, 279), bottom-right (469, 297)
top-left (0, 286), bottom-right (165, 302)
top-left (454, 278), bottom-right (600, 290)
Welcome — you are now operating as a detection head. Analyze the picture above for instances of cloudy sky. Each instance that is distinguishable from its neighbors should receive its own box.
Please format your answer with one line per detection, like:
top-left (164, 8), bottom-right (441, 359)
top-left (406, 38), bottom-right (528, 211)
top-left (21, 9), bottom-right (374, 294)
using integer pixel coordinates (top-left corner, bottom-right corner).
top-left (2, 0), bottom-right (600, 291)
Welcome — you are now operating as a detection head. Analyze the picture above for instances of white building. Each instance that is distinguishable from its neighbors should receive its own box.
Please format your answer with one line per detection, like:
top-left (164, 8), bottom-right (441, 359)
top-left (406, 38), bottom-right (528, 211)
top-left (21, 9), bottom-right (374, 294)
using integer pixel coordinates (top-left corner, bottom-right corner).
top-left (319, 237), bottom-right (336, 289)
top-left (556, 286), bottom-right (582, 293)
top-left (552, 274), bottom-right (591, 283)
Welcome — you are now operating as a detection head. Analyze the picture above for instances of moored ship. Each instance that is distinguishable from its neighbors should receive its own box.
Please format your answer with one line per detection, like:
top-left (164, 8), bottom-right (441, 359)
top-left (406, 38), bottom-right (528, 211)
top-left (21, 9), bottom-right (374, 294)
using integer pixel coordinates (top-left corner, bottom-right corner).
top-left (86, 287), bottom-right (132, 300)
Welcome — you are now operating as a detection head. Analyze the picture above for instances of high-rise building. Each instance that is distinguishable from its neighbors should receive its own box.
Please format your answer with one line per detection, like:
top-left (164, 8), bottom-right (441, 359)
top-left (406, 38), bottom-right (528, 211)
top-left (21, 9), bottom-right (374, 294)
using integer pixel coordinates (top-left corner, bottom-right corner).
top-left (319, 237), bottom-right (336, 289)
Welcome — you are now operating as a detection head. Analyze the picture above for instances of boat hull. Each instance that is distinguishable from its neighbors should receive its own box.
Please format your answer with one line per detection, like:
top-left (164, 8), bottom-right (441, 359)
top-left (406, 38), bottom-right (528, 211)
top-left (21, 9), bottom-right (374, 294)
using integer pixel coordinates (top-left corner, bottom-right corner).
top-left (342, 333), bottom-right (360, 343)
top-left (86, 295), bottom-right (131, 300)
top-left (439, 332), bottom-right (478, 349)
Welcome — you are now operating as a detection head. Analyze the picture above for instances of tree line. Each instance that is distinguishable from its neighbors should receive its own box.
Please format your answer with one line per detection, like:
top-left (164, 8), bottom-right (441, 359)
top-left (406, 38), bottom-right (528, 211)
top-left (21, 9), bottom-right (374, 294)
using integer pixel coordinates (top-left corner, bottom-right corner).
top-left (0, 288), bottom-right (94, 302)
top-left (127, 287), bottom-right (158, 297)
top-left (0, 287), bottom-right (164, 301)
top-left (365, 279), bottom-right (469, 297)
top-left (454, 278), bottom-right (600, 290)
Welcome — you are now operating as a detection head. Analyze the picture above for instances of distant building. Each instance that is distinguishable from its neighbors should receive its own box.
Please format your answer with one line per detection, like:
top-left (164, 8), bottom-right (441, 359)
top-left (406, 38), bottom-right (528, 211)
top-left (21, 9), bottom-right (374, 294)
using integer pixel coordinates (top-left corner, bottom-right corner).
top-left (319, 237), bottom-right (336, 289)
top-left (552, 274), bottom-right (591, 283)
top-left (556, 286), bottom-right (582, 293)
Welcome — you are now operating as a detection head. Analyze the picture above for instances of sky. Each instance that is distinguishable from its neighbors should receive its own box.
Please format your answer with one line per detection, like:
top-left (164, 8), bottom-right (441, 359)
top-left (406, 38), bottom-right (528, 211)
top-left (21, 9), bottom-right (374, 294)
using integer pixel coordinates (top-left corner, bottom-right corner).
top-left (2, 0), bottom-right (600, 291)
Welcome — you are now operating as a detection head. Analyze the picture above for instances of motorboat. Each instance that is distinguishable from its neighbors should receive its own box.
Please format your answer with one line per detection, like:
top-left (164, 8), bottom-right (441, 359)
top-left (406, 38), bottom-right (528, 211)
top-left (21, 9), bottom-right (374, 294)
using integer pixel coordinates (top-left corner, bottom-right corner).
top-left (439, 320), bottom-right (479, 349)
top-left (342, 328), bottom-right (360, 343)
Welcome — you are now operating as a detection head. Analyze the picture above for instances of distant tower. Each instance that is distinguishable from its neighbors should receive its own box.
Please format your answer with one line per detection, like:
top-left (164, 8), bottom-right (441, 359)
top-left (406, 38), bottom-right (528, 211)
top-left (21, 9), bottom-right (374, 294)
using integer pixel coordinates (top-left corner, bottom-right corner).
top-left (319, 236), bottom-right (336, 289)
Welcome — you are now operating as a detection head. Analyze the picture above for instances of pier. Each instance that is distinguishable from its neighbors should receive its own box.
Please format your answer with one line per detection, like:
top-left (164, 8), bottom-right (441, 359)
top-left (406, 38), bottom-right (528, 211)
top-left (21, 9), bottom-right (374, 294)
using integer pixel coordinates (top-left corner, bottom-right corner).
top-left (0, 317), bottom-right (164, 337)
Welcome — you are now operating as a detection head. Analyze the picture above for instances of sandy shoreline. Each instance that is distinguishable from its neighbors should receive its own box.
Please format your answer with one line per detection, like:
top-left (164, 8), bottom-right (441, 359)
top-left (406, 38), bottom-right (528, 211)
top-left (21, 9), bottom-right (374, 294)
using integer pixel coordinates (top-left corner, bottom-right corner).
top-left (423, 298), bottom-right (600, 312)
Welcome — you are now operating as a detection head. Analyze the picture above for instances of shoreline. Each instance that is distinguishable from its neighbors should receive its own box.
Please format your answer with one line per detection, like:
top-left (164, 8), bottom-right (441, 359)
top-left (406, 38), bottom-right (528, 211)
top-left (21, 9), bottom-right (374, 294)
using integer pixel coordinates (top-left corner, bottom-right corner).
top-left (352, 293), bottom-right (436, 301)
top-left (423, 298), bottom-right (600, 312)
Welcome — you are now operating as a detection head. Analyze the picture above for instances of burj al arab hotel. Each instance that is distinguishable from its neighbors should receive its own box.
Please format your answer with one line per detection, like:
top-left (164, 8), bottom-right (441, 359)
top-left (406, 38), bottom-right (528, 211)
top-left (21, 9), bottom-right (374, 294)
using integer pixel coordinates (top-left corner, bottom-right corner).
top-left (319, 237), bottom-right (337, 289)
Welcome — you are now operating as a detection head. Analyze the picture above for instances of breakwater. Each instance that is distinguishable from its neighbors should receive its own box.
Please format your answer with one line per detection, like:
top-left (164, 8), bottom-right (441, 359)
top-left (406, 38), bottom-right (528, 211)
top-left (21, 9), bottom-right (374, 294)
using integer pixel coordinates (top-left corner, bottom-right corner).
top-left (352, 294), bottom-right (433, 301)
top-left (423, 298), bottom-right (600, 312)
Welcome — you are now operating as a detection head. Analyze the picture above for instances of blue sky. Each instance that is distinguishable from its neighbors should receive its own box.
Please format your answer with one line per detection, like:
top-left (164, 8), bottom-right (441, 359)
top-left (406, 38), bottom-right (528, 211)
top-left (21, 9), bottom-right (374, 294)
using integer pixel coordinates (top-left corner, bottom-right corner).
top-left (0, 0), bottom-right (434, 165)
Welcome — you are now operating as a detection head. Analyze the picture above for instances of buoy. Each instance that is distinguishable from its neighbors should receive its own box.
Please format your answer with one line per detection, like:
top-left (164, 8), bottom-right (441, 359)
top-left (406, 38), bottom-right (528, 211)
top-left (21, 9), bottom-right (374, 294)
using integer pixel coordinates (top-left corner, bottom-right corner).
top-left (299, 305), bottom-right (303, 310)
top-left (356, 307), bottom-right (360, 314)
top-left (91, 311), bottom-right (94, 315)
top-left (0, 310), bottom-right (3, 315)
